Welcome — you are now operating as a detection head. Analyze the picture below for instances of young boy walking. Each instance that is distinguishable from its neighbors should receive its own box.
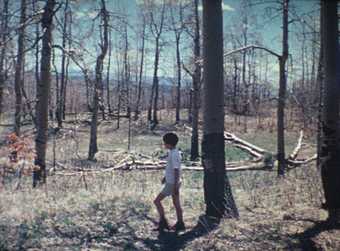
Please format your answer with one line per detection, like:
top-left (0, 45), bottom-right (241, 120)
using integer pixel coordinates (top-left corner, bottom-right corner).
top-left (153, 132), bottom-right (185, 232)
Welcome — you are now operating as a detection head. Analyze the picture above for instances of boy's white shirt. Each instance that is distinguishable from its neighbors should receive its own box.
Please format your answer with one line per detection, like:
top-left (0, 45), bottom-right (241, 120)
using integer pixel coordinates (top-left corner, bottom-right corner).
top-left (165, 148), bottom-right (181, 184)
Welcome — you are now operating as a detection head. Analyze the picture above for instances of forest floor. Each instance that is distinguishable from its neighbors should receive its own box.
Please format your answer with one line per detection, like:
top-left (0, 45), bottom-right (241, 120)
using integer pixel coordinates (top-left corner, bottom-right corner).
top-left (0, 110), bottom-right (339, 250)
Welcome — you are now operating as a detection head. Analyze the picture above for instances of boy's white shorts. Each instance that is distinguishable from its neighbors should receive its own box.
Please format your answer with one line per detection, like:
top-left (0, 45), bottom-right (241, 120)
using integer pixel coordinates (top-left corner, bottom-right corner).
top-left (160, 182), bottom-right (181, 197)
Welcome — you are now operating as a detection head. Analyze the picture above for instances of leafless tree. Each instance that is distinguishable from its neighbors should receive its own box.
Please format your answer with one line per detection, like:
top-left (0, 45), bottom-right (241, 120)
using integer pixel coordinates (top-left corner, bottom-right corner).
top-left (14, 0), bottom-right (27, 135)
top-left (33, 0), bottom-right (56, 187)
top-left (277, 0), bottom-right (289, 176)
top-left (202, 0), bottom-right (238, 219)
top-left (0, 0), bottom-right (9, 119)
top-left (320, 0), bottom-right (340, 225)
top-left (134, 14), bottom-right (146, 121)
top-left (88, 0), bottom-right (109, 160)
top-left (144, 0), bottom-right (166, 130)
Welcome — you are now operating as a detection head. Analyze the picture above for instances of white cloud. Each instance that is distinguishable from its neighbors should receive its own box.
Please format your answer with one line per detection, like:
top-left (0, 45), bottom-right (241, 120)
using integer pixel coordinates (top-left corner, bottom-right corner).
top-left (198, 2), bottom-right (234, 12)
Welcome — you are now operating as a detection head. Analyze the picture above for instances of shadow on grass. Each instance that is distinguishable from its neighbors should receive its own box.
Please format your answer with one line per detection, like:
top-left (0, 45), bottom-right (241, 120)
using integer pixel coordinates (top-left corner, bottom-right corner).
top-left (142, 215), bottom-right (219, 251)
top-left (292, 219), bottom-right (340, 251)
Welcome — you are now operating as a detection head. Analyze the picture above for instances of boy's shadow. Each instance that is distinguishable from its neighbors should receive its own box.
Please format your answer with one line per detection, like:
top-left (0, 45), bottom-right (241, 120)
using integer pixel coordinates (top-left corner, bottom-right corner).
top-left (143, 215), bottom-right (219, 251)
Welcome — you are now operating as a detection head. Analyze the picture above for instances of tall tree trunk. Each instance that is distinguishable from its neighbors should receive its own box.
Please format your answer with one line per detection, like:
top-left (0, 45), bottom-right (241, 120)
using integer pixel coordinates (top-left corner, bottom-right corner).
top-left (134, 17), bottom-right (145, 121)
top-left (175, 35), bottom-right (181, 123)
top-left (232, 59), bottom-right (238, 112)
top-left (88, 0), bottom-right (108, 160)
top-left (56, 0), bottom-right (69, 128)
top-left (202, 0), bottom-right (238, 219)
top-left (33, 0), bottom-right (40, 89)
top-left (190, 0), bottom-right (200, 161)
top-left (52, 48), bottom-right (59, 121)
top-left (106, 29), bottom-right (112, 114)
top-left (0, 0), bottom-right (9, 119)
top-left (150, 37), bottom-right (160, 129)
top-left (277, 0), bottom-right (289, 176)
top-left (320, 0), bottom-right (340, 224)
top-left (14, 0), bottom-right (26, 136)
top-left (316, 2), bottom-right (324, 170)
top-left (33, 0), bottom-right (56, 187)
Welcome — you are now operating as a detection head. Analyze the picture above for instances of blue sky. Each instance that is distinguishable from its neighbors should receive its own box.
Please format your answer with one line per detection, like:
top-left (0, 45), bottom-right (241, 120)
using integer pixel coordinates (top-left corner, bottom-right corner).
top-left (38, 0), bottom-right (319, 86)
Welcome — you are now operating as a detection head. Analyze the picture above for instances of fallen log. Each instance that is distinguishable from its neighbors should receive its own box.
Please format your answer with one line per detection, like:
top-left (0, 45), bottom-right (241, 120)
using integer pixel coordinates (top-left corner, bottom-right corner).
top-left (52, 160), bottom-right (275, 176)
top-left (183, 124), bottom-right (268, 160)
top-left (287, 154), bottom-right (317, 167)
top-left (230, 143), bottom-right (264, 160)
top-left (224, 132), bottom-right (269, 155)
top-left (288, 130), bottom-right (304, 160)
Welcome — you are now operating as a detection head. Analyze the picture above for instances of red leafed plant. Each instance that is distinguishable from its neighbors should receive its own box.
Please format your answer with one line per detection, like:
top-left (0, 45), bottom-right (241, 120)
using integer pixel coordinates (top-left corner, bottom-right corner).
top-left (1, 133), bottom-right (38, 175)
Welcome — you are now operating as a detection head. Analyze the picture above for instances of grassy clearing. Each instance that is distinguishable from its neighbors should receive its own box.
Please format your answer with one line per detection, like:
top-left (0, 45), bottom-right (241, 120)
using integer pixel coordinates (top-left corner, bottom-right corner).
top-left (0, 163), bottom-right (329, 250)
top-left (0, 111), bottom-right (338, 250)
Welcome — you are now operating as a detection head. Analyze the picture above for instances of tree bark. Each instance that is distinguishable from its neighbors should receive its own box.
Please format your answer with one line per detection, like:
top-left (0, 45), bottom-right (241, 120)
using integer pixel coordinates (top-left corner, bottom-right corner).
top-left (202, 0), bottom-right (238, 219)
top-left (0, 0), bottom-right (9, 119)
top-left (175, 34), bottom-right (181, 123)
top-left (56, 0), bottom-right (69, 128)
top-left (151, 37), bottom-right (160, 129)
top-left (320, 0), bottom-right (340, 224)
top-left (14, 0), bottom-right (26, 136)
top-left (147, 2), bottom-right (165, 130)
top-left (33, 0), bottom-right (56, 187)
top-left (106, 29), bottom-right (112, 114)
top-left (33, 0), bottom-right (40, 89)
top-left (190, 0), bottom-right (200, 161)
top-left (88, 0), bottom-right (108, 160)
top-left (316, 2), bottom-right (324, 170)
top-left (277, 0), bottom-right (289, 176)
top-left (134, 16), bottom-right (146, 121)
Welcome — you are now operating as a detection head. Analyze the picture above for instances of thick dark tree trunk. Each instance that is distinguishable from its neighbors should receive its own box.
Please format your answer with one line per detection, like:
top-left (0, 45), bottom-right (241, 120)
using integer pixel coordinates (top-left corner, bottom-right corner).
top-left (88, 0), bottom-right (108, 160)
top-left (33, 0), bottom-right (56, 187)
top-left (202, 0), bottom-right (238, 219)
top-left (277, 0), bottom-right (289, 177)
top-left (14, 0), bottom-right (26, 136)
top-left (320, 0), bottom-right (340, 224)
top-left (316, 2), bottom-right (324, 169)
top-left (190, 0), bottom-right (200, 161)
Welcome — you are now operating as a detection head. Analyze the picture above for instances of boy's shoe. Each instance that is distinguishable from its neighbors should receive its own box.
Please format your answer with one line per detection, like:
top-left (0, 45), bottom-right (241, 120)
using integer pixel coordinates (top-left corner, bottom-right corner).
top-left (155, 218), bottom-right (170, 232)
top-left (172, 221), bottom-right (186, 232)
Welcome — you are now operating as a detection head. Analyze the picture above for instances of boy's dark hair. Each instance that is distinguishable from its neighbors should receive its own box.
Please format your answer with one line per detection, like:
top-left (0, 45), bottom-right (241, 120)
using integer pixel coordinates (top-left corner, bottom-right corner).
top-left (163, 132), bottom-right (179, 146)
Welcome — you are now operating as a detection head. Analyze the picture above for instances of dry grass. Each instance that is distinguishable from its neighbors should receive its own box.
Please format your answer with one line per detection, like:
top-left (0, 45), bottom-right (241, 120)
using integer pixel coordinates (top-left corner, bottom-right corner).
top-left (0, 110), bottom-right (339, 250)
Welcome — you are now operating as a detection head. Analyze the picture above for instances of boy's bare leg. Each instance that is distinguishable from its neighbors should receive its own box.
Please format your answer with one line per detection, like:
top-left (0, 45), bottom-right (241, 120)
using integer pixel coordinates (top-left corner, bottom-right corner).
top-left (172, 192), bottom-right (183, 223)
top-left (154, 193), bottom-right (166, 220)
